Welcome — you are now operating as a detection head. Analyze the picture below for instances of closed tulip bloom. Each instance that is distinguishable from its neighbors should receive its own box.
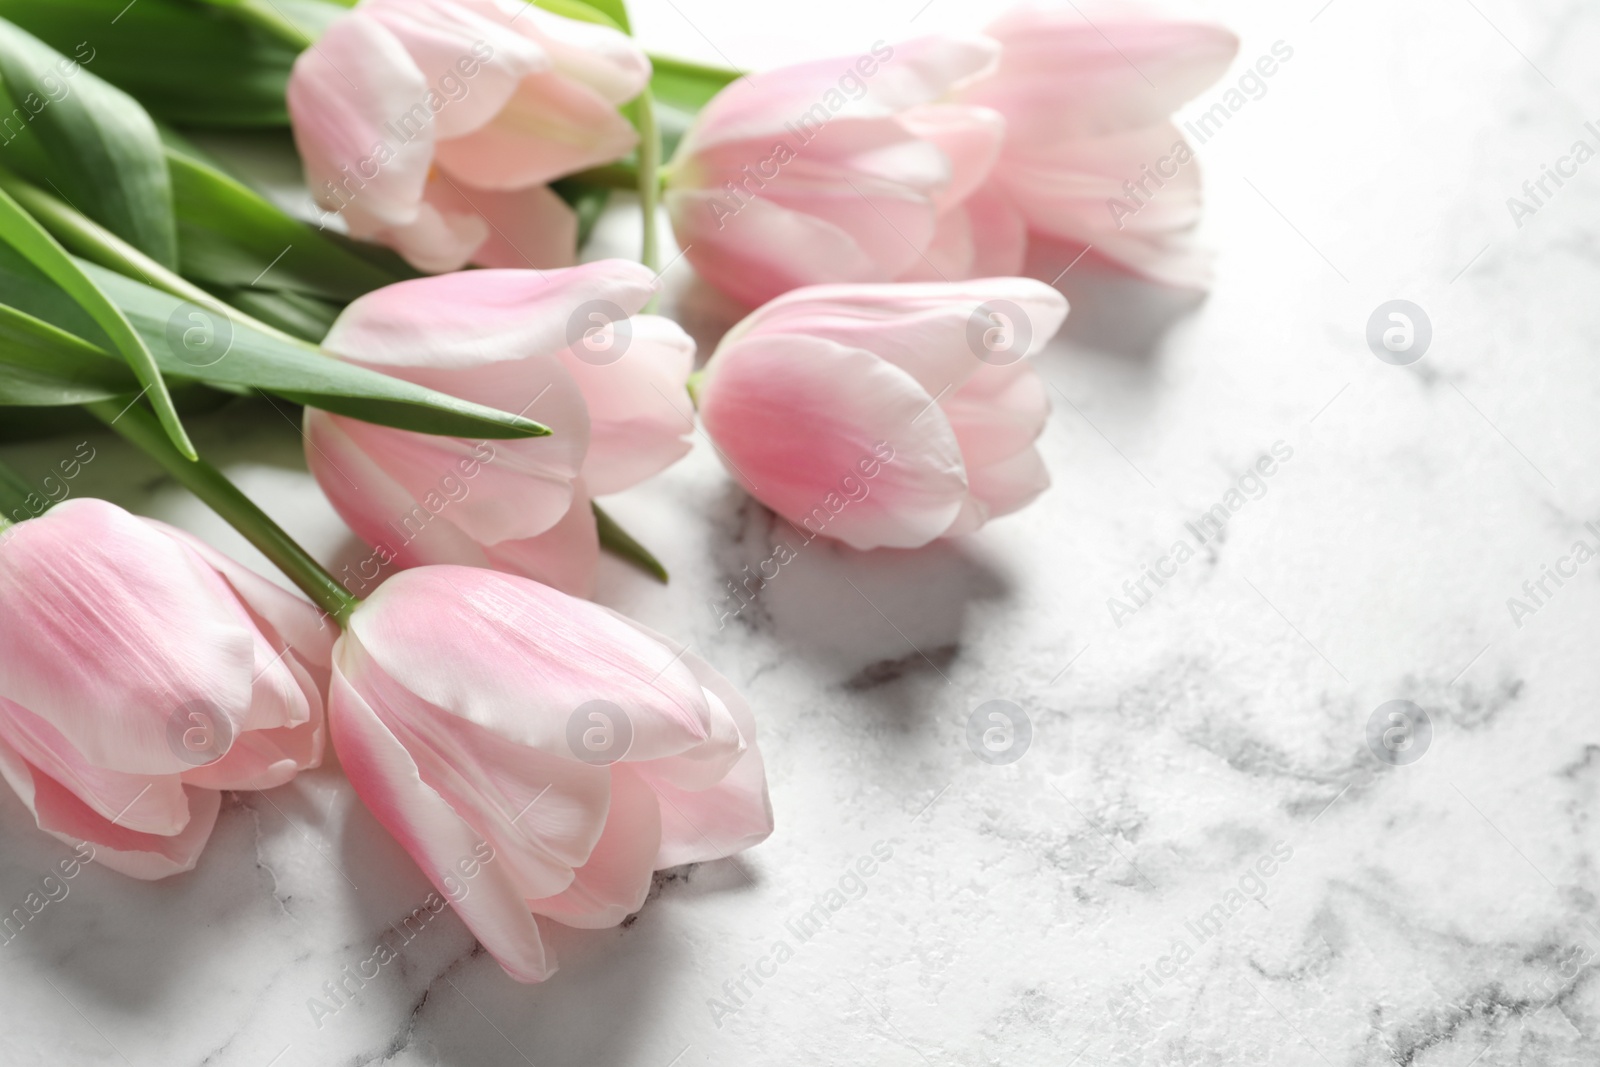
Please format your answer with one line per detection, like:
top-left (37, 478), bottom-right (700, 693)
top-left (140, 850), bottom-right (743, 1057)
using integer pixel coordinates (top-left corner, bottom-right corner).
top-left (304, 261), bottom-right (695, 598)
top-left (288, 0), bottom-right (650, 272)
top-left (956, 2), bottom-right (1239, 286)
top-left (664, 36), bottom-right (1013, 306)
top-left (0, 500), bottom-right (331, 879)
top-left (330, 565), bottom-right (773, 981)
top-left (696, 279), bottom-right (1068, 549)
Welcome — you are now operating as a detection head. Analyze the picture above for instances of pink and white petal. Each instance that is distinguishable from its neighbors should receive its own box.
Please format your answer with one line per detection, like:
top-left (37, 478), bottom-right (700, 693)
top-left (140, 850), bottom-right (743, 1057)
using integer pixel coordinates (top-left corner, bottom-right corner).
top-left (320, 410), bottom-right (584, 546)
top-left (0, 500), bottom-right (254, 776)
top-left (681, 36), bottom-right (998, 152)
top-left (961, 186), bottom-right (1028, 278)
top-left (730, 277), bottom-right (1063, 395)
top-left (364, 0), bottom-right (550, 138)
top-left (0, 735), bottom-right (220, 880)
top-left (0, 699), bottom-right (190, 835)
top-left (288, 14), bottom-right (434, 229)
top-left (324, 261), bottom-right (657, 370)
top-left (898, 104), bottom-right (1005, 211)
top-left (698, 335), bottom-right (969, 550)
top-left (154, 523), bottom-right (336, 681)
top-left (446, 182), bottom-right (579, 270)
top-left (941, 358), bottom-right (1051, 470)
top-left (362, 678), bottom-right (612, 896)
top-left (434, 72), bottom-right (639, 189)
top-left (962, 6), bottom-right (1238, 141)
top-left (956, 446), bottom-right (1051, 528)
top-left (559, 315), bottom-right (695, 496)
top-left (898, 204), bottom-right (975, 282)
top-left (510, 6), bottom-right (651, 104)
top-left (345, 567), bottom-right (721, 763)
top-left (638, 655), bottom-right (772, 868)
top-left (1000, 122), bottom-right (1203, 247)
top-left (181, 713), bottom-right (323, 792)
top-left (361, 198), bottom-right (490, 274)
top-left (668, 190), bottom-right (891, 307)
top-left (329, 666), bottom-right (555, 981)
top-left (482, 481), bottom-right (600, 599)
top-left (526, 766), bottom-right (659, 929)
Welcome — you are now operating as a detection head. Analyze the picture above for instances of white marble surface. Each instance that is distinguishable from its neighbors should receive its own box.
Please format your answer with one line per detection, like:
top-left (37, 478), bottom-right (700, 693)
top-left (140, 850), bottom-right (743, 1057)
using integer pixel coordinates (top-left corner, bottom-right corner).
top-left (5, 0), bottom-right (1600, 1063)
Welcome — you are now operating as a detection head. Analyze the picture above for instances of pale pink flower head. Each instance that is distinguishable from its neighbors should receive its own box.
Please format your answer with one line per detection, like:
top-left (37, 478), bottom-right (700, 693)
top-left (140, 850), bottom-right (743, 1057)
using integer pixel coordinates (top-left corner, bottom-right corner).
top-left (664, 35), bottom-right (1018, 306)
top-left (957, 2), bottom-right (1240, 286)
top-left (696, 278), bottom-right (1068, 549)
top-left (330, 564), bottom-right (773, 982)
top-left (288, 0), bottom-right (651, 272)
top-left (303, 261), bottom-right (696, 599)
top-left (0, 499), bottom-right (332, 879)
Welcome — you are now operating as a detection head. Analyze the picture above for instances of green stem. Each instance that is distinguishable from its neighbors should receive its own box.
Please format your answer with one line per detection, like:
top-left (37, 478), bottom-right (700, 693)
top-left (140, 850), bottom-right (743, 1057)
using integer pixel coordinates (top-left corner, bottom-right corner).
top-left (85, 400), bottom-right (359, 625)
top-left (631, 89), bottom-right (662, 310)
top-left (0, 169), bottom-right (302, 347)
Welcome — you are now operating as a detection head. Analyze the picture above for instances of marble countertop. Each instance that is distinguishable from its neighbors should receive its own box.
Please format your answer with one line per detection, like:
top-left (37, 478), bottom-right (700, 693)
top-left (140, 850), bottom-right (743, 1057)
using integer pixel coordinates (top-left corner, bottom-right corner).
top-left (4, 0), bottom-right (1600, 1063)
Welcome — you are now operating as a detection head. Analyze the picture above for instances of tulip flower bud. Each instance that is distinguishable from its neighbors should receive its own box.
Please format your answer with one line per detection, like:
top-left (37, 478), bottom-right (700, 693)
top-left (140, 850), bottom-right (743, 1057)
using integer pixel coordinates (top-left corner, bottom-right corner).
top-left (0, 500), bottom-right (331, 878)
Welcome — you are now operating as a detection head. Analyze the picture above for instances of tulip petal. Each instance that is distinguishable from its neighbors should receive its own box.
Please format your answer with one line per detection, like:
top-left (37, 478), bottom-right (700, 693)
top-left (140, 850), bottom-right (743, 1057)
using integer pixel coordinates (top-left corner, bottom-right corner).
top-left (433, 181), bottom-right (579, 270)
top-left (509, 5), bottom-right (651, 104)
top-left (699, 333), bottom-right (969, 550)
top-left (961, 444), bottom-right (1051, 523)
top-left (329, 667), bottom-right (554, 981)
top-left (941, 358), bottom-right (1051, 470)
top-left (304, 413), bottom-right (600, 596)
top-left (0, 732), bottom-right (219, 880)
top-left (364, 0), bottom-right (551, 139)
top-left (434, 71), bottom-right (639, 189)
top-left (0, 699), bottom-right (190, 836)
top-left (557, 314), bottom-right (695, 496)
top-left (346, 567), bottom-right (721, 763)
top-left (525, 765), bottom-right (659, 929)
top-left (288, 14), bottom-right (434, 230)
top-left (962, 4), bottom-right (1239, 141)
top-left (482, 480), bottom-right (600, 598)
top-left (639, 652), bottom-right (773, 868)
top-left (899, 104), bottom-right (1005, 212)
top-left (0, 500), bottom-right (254, 775)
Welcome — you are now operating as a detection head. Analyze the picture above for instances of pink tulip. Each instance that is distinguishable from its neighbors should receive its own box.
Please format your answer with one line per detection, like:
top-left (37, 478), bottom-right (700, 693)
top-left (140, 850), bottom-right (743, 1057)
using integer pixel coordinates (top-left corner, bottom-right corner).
top-left (329, 564), bottom-right (772, 982)
top-left (696, 278), bottom-right (1068, 549)
top-left (0, 500), bottom-right (331, 879)
top-left (288, 0), bottom-right (650, 272)
top-left (664, 35), bottom-right (1017, 306)
top-left (956, 2), bottom-right (1240, 287)
top-left (303, 261), bottom-right (695, 598)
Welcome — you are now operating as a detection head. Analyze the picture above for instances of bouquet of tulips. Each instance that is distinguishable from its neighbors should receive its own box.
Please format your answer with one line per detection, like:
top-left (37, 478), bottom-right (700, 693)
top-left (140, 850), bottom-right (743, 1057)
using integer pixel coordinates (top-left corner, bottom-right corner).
top-left (0, 0), bottom-right (1236, 981)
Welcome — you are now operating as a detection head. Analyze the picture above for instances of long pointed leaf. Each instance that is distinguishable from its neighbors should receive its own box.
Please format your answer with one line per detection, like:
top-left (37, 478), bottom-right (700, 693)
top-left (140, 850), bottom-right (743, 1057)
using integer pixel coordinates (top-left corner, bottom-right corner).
top-left (0, 17), bottom-right (177, 266)
top-left (0, 184), bottom-right (194, 457)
